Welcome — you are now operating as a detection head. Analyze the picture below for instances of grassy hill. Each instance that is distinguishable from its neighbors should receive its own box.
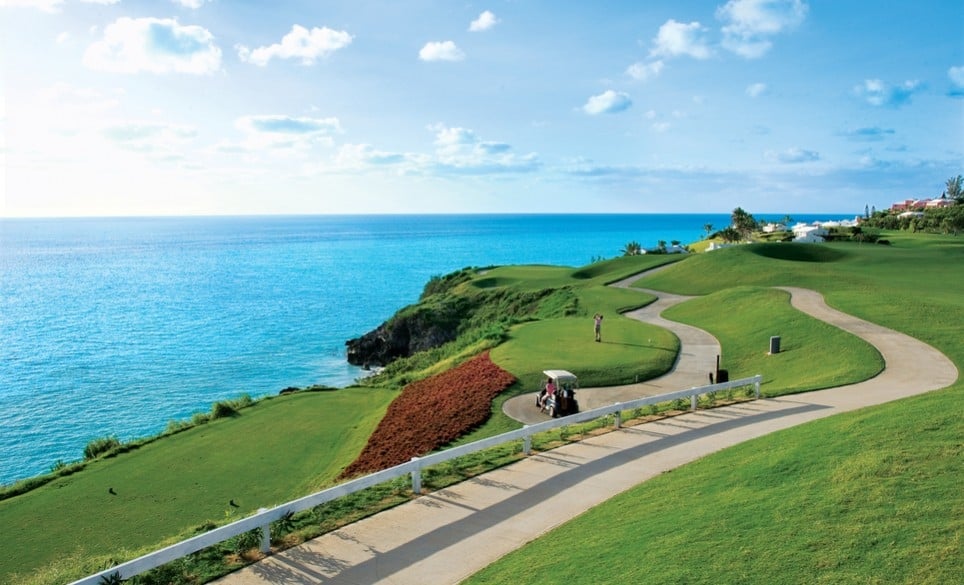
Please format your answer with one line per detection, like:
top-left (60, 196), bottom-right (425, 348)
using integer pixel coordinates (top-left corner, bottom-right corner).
top-left (465, 236), bottom-right (964, 585)
top-left (4, 235), bottom-right (962, 584)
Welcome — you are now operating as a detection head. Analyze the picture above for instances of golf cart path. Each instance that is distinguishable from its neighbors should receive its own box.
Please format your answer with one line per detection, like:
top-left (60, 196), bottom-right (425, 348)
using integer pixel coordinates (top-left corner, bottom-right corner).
top-left (216, 285), bottom-right (956, 585)
top-left (504, 270), bottom-right (721, 423)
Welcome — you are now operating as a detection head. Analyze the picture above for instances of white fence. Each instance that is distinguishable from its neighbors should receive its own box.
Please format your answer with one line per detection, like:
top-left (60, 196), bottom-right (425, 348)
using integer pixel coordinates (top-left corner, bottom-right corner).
top-left (70, 375), bottom-right (761, 585)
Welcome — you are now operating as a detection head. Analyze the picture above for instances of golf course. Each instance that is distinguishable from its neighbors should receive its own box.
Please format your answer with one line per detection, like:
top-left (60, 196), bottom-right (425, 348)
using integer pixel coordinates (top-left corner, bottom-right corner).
top-left (2, 231), bottom-right (961, 585)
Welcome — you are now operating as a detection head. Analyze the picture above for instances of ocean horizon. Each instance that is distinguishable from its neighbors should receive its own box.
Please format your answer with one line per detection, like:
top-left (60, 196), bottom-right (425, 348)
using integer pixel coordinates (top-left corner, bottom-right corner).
top-left (0, 212), bottom-right (854, 484)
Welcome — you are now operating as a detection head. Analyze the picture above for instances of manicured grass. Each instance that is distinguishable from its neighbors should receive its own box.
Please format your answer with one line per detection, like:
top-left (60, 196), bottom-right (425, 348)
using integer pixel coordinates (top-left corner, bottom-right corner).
top-left (0, 388), bottom-right (395, 582)
top-left (465, 388), bottom-right (964, 585)
top-left (491, 316), bottom-right (678, 391)
top-left (464, 235), bottom-right (964, 585)
top-left (7, 235), bottom-right (963, 584)
top-left (469, 254), bottom-right (679, 292)
top-left (662, 286), bottom-right (883, 394)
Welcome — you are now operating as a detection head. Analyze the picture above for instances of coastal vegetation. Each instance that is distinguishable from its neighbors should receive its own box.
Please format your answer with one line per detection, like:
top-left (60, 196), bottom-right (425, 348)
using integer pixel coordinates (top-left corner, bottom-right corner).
top-left (2, 229), bottom-right (962, 584)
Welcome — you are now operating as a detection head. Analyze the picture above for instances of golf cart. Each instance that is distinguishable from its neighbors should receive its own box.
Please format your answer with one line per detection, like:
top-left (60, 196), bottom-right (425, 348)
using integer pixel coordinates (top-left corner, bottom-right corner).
top-left (536, 369), bottom-right (579, 418)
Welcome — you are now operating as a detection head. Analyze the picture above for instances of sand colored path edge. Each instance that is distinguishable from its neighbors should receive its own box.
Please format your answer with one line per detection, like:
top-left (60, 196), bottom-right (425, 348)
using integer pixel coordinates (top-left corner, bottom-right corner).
top-left (215, 286), bottom-right (957, 585)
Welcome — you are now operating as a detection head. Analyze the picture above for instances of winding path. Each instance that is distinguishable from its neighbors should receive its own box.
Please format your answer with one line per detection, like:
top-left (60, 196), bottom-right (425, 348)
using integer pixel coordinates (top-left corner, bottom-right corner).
top-left (504, 270), bottom-right (721, 423)
top-left (217, 281), bottom-right (957, 585)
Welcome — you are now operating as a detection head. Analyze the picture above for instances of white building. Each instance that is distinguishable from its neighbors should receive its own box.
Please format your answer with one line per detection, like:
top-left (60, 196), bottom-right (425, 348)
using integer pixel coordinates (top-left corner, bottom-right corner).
top-left (762, 223), bottom-right (789, 233)
top-left (792, 223), bottom-right (828, 243)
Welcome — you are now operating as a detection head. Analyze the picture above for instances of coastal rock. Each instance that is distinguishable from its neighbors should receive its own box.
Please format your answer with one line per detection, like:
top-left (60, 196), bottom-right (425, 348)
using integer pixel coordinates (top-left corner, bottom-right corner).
top-left (345, 304), bottom-right (462, 368)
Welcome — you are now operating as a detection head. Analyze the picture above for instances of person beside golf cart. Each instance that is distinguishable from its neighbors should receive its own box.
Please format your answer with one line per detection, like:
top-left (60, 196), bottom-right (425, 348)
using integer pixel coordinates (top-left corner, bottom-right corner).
top-left (539, 378), bottom-right (556, 409)
top-left (536, 370), bottom-right (579, 417)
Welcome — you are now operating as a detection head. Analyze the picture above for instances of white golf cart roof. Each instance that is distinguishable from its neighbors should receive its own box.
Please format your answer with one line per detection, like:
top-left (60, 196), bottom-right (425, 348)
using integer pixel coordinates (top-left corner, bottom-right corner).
top-left (543, 370), bottom-right (578, 383)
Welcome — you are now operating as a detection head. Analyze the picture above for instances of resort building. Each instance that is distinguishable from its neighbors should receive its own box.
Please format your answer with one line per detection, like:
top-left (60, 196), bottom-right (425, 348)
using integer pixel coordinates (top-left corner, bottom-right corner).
top-left (891, 197), bottom-right (956, 212)
top-left (792, 223), bottom-right (828, 243)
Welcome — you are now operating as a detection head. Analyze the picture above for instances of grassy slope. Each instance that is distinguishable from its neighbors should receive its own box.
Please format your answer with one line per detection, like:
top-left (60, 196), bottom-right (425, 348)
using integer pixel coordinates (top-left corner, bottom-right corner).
top-left (662, 286), bottom-right (883, 395)
top-left (7, 238), bottom-right (962, 583)
top-left (0, 388), bottom-right (395, 581)
top-left (467, 390), bottom-right (963, 585)
top-left (465, 236), bottom-right (964, 585)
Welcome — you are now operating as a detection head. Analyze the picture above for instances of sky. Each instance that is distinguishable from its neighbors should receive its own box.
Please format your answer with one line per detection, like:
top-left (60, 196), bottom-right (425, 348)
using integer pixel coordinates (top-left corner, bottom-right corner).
top-left (1, 0), bottom-right (962, 217)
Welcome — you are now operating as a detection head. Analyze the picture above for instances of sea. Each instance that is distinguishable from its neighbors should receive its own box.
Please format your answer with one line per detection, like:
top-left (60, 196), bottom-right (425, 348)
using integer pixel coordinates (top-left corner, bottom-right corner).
top-left (0, 213), bottom-right (853, 485)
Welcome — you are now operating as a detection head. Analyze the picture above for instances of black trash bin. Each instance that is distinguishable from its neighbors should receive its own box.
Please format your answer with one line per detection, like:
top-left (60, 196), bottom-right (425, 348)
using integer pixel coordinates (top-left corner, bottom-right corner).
top-left (769, 336), bottom-right (781, 354)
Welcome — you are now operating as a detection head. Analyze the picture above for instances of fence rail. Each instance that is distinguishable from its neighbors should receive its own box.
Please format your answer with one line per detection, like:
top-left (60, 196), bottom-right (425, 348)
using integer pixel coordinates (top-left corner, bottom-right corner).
top-left (71, 375), bottom-right (761, 585)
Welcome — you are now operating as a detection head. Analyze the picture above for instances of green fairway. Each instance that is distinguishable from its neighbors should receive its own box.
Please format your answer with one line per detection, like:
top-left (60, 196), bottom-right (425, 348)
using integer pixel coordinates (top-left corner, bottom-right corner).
top-left (0, 387), bottom-right (395, 582)
top-left (491, 315), bottom-right (678, 391)
top-left (662, 286), bottom-right (883, 394)
top-left (464, 236), bottom-right (964, 585)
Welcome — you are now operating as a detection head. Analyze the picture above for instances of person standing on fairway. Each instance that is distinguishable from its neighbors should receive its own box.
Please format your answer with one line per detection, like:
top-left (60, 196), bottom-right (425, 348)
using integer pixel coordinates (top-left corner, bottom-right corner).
top-left (593, 313), bottom-right (603, 342)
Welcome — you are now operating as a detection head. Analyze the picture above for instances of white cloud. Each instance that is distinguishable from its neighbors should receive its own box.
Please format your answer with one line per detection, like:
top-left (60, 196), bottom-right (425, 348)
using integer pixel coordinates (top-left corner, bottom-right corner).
top-left (428, 124), bottom-right (538, 174)
top-left (419, 41), bottom-right (465, 62)
top-left (433, 125), bottom-right (479, 152)
top-left (81, 0), bottom-right (120, 4)
top-left (234, 114), bottom-right (342, 151)
top-left (767, 146), bottom-right (819, 163)
top-left (237, 25), bottom-right (353, 66)
top-left (949, 66), bottom-right (964, 96)
top-left (1, 0), bottom-right (63, 12)
top-left (746, 82), bottom-right (767, 97)
top-left (582, 90), bottom-right (632, 115)
top-left (39, 82), bottom-right (123, 114)
top-left (102, 120), bottom-right (197, 155)
top-left (326, 124), bottom-right (538, 176)
top-left (650, 20), bottom-right (712, 60)
top-left (172, 0), bottom-right (208, 8)
top-left (56, 31), bottom-right (70, 44)
top-left (842, 127), bottom-right (895, 142)
top-left (626, 60), bottom-right (664, 82)
top-left (718, 0), bottom-right (808, 58)
top-left (83, 17), bottom-right (222, 74)
top-left (854, 79), bottom-right (921, 107)
top-left (469, 10), bottom-right (499, 32)
top-left (334, 144), bottom-right (409, 169)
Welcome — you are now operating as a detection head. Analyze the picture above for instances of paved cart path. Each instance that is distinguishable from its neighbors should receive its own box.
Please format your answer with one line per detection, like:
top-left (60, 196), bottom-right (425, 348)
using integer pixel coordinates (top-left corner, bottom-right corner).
top-left (216, 284), bottom-right (956, 585)
top-left (503, 270), bottom-right (720, 422)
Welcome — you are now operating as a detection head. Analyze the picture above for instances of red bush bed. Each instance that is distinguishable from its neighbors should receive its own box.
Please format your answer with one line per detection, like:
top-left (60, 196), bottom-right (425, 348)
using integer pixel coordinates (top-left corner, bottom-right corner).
top-left (340, 351), bottom-right (516, 478)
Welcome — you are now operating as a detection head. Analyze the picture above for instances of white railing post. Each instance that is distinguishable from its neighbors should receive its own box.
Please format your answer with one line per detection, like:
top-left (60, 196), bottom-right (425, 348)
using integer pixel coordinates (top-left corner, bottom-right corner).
top-left (613, 403), bottom-right (621, 429)
top-left (258, 509), bottom-right (270, 553)
top-left (755, 377), bottom-right (761, 398)
top-left (523, 427), bottom-right (532, 455)
top-left (690, 394), bottom-right (698, 411)
top-left (411, 457), bottom-right (422, 494)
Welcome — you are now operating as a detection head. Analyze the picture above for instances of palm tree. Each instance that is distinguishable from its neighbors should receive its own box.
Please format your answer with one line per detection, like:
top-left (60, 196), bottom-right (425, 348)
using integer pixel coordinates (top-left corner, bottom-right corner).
top-left (621, 241), bottom-right (642, 256)
top-left (719, 227), bottom-right (741, 243)
top-left (703, 223), bottom-right (714, 239)
top-left (731, 207), bottom-right (757, 240)
top-left (946, 175), bottom-right (963, 202)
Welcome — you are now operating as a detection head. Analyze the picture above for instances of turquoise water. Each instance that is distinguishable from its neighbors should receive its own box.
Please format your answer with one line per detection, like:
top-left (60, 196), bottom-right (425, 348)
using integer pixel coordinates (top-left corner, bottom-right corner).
top-left (0, 213), bottom-right (849, 484)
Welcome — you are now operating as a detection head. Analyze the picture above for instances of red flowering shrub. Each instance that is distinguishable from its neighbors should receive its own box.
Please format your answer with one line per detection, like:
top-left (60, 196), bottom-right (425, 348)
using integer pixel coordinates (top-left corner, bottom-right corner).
top-left (340, 351), bottom-right (516, 478)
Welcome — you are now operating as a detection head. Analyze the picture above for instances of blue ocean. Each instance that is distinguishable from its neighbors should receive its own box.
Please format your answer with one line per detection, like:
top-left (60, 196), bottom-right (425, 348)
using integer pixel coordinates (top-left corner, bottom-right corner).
top-left (0, 213), bottom-right (851, 484)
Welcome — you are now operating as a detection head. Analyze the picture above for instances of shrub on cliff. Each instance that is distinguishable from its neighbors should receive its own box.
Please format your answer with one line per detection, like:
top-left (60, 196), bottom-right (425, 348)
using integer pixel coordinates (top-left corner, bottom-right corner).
top-left (83, 436), bottom-right (122, 460)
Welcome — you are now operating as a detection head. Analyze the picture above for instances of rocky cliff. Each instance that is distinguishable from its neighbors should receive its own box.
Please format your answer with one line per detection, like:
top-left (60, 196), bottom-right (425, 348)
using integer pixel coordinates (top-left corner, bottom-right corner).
top-left (345, 301), bottom-right (466, 368)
